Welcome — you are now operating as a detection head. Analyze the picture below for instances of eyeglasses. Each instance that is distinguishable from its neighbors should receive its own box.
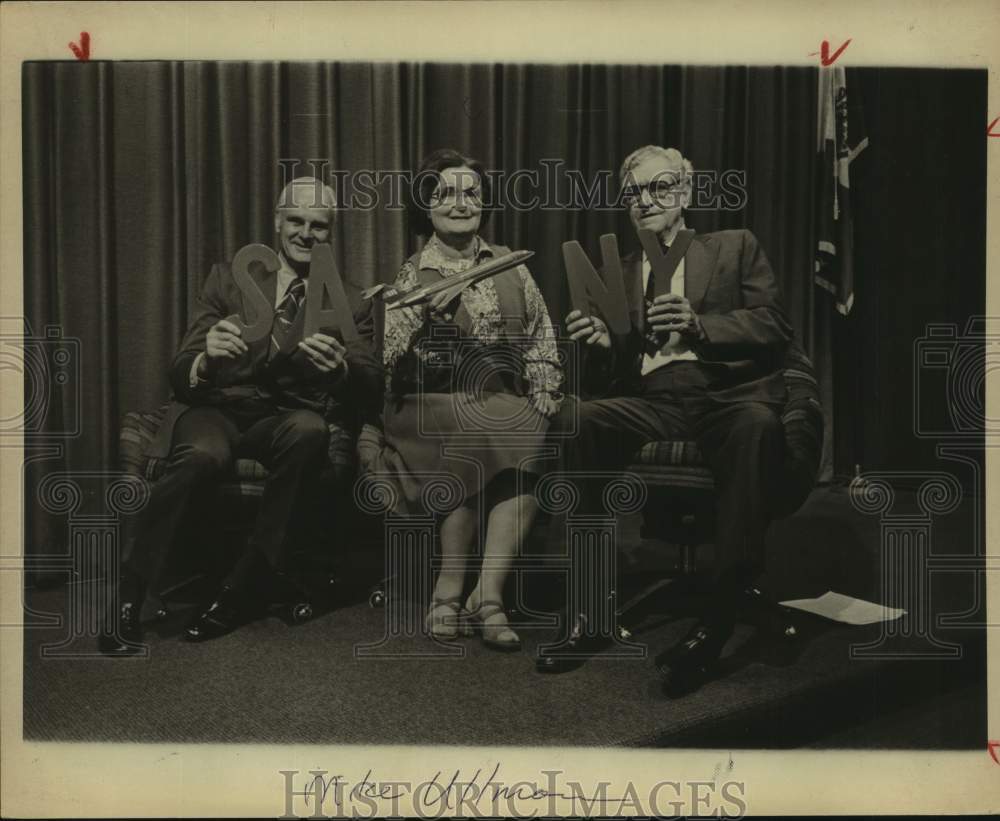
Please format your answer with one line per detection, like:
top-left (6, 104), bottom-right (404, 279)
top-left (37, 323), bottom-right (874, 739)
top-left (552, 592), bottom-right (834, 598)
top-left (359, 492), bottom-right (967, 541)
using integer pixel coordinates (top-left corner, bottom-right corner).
top-left (621, 179), bottom-right (687, 208)
top-left (429, 185), bottom-right (484, 208)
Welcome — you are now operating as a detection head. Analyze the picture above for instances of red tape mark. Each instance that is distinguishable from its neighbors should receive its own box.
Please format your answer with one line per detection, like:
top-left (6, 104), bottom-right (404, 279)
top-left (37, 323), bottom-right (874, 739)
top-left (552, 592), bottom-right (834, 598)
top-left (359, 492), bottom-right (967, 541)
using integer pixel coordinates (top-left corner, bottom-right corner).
top-left (988, 741), bottom-right (1000, 765)
top-left (68, 32), bottom-right (90, 62)
top-left (809, 39), bottom-right (852, 66)
top-left (988, 116), bottom-right (1000, 138)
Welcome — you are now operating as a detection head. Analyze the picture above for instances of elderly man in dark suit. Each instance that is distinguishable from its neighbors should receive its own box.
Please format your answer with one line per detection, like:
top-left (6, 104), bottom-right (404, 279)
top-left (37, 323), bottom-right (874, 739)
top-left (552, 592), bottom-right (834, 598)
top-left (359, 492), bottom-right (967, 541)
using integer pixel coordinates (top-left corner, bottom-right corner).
top-left (100, 177), bottom-right (382, 654)
top-left (537, 146), bottom-right (793, 683)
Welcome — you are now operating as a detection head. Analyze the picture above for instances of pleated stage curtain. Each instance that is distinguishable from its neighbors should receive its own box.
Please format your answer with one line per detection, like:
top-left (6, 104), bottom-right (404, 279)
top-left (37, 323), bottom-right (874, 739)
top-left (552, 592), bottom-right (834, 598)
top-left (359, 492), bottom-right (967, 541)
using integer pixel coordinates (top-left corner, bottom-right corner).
top-left (22, 62), bottom-right (829, 551)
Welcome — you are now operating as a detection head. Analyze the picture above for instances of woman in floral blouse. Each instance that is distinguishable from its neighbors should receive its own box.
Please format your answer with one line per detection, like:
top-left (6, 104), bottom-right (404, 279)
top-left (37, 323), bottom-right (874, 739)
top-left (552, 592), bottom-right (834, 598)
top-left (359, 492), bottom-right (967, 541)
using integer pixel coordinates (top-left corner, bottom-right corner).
top-left (373, 148), bottom-right (562, 651)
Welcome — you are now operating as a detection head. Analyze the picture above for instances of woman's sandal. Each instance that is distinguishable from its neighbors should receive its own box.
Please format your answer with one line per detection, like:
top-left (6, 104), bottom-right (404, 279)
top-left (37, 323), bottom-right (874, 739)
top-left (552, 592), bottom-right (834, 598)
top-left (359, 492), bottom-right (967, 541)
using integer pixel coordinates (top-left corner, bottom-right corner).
top-left (465, 599), bottom-right (521, 651)
top-left (425, 597), bottom-right (474, 641)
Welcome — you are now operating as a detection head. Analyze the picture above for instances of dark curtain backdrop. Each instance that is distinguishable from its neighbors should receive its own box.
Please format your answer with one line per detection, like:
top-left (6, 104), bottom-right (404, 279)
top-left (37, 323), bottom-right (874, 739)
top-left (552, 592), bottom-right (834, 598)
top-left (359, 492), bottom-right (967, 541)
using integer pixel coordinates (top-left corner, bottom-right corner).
top-left (844, 68), bottom-right (987, 477)
top-left (24, 61), bottom-right (835, 552)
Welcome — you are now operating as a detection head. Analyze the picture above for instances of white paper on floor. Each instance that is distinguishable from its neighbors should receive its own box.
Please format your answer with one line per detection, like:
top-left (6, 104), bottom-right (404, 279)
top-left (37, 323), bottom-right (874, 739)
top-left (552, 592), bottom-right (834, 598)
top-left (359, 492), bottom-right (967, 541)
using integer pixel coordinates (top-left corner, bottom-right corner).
top-left (779, 591), bottom-right (906, 625)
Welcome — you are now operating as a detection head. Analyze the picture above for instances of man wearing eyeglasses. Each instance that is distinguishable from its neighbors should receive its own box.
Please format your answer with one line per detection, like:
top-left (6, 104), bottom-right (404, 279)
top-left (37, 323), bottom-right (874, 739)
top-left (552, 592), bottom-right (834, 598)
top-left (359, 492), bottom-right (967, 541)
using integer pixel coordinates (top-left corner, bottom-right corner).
top-left (100, 177), bottom-right (383, 654)
top-left (539, 145), bottom-right (793, 688)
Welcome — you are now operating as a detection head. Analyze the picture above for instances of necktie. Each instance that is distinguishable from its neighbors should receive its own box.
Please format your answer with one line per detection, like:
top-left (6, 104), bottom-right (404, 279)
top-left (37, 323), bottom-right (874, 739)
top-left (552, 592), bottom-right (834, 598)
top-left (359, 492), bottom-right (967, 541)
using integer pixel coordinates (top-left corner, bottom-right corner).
top-left (643, 246), bottom-right (668, 357)
top-left (270, 276), bottom-right (306, 357)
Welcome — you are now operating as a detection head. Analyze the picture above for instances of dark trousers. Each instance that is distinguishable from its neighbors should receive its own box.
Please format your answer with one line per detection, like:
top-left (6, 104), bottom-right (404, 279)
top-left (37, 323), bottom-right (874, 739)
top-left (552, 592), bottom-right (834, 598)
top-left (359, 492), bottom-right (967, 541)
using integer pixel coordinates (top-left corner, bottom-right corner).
top-left (123, 404), bottom-right (329, 601)
top-left (557, 361), bottom-right (785, 584)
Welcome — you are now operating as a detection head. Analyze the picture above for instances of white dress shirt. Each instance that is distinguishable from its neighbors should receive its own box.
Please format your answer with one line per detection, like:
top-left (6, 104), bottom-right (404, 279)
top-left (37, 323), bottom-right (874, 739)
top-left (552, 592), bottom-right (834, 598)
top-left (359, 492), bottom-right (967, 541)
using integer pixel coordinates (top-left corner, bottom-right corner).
top-left (640, 251), bottom-right (699, 376)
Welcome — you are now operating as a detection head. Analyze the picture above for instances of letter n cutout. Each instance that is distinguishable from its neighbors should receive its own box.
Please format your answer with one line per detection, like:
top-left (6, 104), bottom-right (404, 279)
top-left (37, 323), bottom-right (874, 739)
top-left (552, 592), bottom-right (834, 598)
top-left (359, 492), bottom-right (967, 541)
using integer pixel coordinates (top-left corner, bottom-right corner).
top-left (562, 234), bottom-right (630, 334)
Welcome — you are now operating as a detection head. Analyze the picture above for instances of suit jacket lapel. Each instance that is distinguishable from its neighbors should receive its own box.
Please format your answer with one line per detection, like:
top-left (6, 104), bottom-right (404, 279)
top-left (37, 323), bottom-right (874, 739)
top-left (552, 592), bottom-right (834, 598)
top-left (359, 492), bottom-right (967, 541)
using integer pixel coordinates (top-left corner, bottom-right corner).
top-left (684, 235), bottom-right (718, 313)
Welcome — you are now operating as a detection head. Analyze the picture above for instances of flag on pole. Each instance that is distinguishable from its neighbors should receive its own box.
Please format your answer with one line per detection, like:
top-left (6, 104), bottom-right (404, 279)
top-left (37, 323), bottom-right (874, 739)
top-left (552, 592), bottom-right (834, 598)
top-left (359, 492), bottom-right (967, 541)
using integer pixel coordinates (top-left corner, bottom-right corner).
top-left (815, 66), bottom-right (868, 316)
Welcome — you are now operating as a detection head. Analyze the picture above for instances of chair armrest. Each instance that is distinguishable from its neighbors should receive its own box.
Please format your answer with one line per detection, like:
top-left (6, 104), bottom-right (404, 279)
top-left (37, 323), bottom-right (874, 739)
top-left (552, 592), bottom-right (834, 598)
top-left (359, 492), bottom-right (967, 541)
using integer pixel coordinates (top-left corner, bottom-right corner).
top-left (356, 421), bottom-right (386, 476)
top-left (118, 405), bottom-right (170, 477)
top-left (326, 421), bottom-right (357, 473)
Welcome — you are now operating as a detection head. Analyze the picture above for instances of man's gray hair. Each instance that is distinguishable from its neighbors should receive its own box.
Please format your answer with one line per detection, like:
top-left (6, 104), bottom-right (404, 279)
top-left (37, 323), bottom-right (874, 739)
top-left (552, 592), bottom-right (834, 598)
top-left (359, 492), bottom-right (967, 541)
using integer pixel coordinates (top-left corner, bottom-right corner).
top-left (619, 145), bottom-right (693, 183)
top-left (275, 176), bottom-right (338, 214)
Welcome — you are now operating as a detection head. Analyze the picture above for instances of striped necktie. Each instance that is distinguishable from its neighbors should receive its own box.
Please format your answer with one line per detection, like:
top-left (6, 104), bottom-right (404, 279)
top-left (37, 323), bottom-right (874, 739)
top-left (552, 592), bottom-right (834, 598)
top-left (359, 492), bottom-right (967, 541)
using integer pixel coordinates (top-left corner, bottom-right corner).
top-left (270, 276), bottom-right (306, 357)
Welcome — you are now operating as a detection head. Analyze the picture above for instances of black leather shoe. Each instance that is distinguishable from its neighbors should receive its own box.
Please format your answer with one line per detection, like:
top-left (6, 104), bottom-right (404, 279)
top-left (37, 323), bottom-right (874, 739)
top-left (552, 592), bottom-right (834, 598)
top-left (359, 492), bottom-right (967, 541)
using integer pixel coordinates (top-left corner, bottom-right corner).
top-left (98, 601), bottom-right (145, 656)
top-left (270, 570), bottom-right (327, 625)
top-left (535, 614), bottom-right (609, 674)
top-left (184, 586), bottom-right (254, 642)
top-left (740, 586), bottom-right (799, 640)
top-left (654, 620), bottom-right (734, 694)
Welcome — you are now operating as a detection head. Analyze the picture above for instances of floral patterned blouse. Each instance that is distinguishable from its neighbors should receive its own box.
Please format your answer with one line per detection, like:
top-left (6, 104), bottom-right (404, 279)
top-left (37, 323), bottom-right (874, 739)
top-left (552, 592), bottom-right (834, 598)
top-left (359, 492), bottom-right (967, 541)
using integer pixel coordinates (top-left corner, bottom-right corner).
top-left (382, 233), bottom-right (562, 400)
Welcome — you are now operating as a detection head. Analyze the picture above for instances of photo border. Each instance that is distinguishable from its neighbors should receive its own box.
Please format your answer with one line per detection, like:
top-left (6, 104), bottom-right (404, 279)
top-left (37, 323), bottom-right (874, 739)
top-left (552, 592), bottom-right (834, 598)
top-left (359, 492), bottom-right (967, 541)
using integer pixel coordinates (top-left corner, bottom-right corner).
top-left (2, 0), bottom-right (998, 816)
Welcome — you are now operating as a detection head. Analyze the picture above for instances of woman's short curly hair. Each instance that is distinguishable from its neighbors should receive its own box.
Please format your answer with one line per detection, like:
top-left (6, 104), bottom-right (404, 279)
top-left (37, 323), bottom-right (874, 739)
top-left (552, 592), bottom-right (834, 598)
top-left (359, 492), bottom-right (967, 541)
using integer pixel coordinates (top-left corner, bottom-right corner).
top-left (407, 148), bottom-right (493, 237)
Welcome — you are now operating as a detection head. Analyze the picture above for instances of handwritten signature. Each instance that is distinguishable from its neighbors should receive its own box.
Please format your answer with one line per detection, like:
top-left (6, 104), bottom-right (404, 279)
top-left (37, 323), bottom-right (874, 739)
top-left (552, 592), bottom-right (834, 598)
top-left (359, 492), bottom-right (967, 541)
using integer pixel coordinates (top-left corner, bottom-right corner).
top-left (300, 763), bottom-right (626, 811)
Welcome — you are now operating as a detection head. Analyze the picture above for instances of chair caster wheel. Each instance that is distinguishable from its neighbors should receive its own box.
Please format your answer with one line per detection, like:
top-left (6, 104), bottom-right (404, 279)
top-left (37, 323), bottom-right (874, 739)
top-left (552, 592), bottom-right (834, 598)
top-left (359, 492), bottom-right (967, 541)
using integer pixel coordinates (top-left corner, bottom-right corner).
top-left (291, 603), bottom-right (313, 623)
top-left (369, 590), bottom-right (386, 608)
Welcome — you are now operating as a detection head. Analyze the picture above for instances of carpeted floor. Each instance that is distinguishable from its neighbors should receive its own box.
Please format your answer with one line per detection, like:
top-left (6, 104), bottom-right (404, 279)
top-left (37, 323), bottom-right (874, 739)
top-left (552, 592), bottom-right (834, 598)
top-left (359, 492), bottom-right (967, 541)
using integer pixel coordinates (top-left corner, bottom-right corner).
top-left (21, 486), bottom-right (987, 747)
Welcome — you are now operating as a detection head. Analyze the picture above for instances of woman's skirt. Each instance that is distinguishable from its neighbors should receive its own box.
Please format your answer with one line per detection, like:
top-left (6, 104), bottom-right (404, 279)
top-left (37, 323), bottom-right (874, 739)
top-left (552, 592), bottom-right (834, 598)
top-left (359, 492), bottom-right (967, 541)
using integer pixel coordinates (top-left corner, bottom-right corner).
top-left (362, 390), bottom-right (551, 516)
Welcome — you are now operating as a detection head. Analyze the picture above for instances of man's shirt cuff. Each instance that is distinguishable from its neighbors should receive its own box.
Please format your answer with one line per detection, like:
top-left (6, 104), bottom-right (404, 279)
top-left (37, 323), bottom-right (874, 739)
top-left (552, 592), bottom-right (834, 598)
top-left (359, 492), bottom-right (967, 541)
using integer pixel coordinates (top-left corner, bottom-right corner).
top-left (189, 352), bottom-right (208, 388)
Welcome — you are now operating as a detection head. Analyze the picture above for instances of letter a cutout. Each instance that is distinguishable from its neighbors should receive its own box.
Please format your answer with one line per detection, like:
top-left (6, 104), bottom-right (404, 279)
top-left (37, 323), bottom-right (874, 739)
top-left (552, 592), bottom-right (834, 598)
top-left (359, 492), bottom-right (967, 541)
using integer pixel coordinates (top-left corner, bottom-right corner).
top-left (304, 243), bottom-right (359, 341)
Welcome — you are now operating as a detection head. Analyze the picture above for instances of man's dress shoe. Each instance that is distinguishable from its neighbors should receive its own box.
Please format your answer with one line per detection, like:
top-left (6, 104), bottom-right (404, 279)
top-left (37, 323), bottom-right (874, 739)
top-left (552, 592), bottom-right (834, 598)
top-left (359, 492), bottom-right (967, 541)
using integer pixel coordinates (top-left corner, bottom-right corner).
top-left (184, 586), bottom-right (254, 642)
top-left (270, 570), bottom-right (328, 624)
top-left (535, 614), bottom-right (609, 674)
top-left (741, 585), bottom-right (799, 640)
top-left (97, 601), bottom-right (145, 656)
top-left (654, 620), bottom-right (734, 694)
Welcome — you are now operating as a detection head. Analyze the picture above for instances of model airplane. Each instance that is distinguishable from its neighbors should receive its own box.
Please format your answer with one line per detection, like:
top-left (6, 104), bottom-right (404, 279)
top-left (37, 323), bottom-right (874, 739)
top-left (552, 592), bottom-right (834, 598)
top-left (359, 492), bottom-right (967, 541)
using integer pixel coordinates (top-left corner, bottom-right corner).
top-left (361, 249), bottom-right (534, 310)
